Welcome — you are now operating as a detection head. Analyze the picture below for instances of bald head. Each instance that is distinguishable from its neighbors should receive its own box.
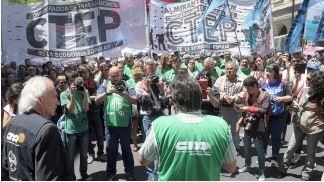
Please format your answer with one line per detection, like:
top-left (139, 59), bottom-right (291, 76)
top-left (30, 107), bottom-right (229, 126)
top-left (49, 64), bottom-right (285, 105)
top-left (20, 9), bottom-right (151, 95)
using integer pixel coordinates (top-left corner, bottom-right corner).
top-left (109, 66), bottom-right (122, 83)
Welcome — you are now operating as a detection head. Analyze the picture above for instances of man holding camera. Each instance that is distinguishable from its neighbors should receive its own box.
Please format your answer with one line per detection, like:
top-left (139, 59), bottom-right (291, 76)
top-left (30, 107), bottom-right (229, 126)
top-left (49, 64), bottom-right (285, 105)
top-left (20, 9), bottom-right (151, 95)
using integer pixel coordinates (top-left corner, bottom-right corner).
top-left (135, 58), bottom-right (166, 180)
top-left (235, 76), bottom-right (270, 181)
top-left (60, 69), bottom-right (91, 180)
top-left (95, 66), bottom-right (137, 180)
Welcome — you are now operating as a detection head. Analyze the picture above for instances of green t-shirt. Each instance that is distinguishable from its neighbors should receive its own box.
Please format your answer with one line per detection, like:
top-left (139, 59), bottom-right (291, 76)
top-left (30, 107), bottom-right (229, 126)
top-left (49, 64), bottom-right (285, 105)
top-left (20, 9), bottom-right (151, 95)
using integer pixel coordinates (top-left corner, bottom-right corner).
top-left (163, 69), bottom-right (176, 86)
top-left (188, 69), bottom-right (199, 78)
top-left (195, 61), bottom-right (204, 72)
top-left (60, 89), bottom-right (90, 134)
top-left (124, 64), bottom-right (132, 78)
top-left (219, 58), bottom-right (238, 69)
top-left (236, 68), bottom-right (251, 79)
top-left (104, 81), bottom-right (134, 127)
top-left (153, 115), bottom-right (230, 181)
top-left (156, 67), bottom-right (171, 78)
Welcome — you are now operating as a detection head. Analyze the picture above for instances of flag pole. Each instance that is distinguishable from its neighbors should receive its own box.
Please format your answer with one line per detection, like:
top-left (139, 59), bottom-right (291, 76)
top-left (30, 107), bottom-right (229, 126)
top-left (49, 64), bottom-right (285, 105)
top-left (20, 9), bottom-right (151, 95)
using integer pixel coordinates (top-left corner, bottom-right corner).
top-left (226, 0), bottom-right (242, 56)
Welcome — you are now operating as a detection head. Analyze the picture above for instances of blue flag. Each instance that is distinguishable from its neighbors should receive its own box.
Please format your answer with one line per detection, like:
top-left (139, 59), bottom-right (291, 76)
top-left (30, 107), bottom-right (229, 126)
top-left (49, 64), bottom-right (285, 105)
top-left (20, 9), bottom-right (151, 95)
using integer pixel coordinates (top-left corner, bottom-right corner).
top-left (209, 0), bottom-right (232, 36)
top-left (196, 0), bottom-right (227, 35)
top-left (244, 0), bottom-right (269, 27)
top-left (243, 0), bottom-right (269, 51)
top-left (285, 0), bottom-right (310, 53)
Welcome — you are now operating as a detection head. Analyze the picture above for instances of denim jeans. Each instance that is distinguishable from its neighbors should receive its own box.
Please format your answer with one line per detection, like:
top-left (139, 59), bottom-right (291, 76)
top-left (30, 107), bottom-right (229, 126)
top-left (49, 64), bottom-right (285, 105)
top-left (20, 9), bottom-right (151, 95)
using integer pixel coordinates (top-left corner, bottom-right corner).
top-left (142, 115), bottom-right (159, 179)
top-left (142, 115), bottom-right (159, 139)
top-left (264, 117), bottom-right (286, 159)
top-left (105, 125), bottom-right (134, 175)
top-left (67, 130), bottom-right (89, 177)
top-left (243, 133), bottom-right (266, 171)
top-left (283, 125), bottom-right (323, 175)
top-left (88, 115), bottom-right (104, 156)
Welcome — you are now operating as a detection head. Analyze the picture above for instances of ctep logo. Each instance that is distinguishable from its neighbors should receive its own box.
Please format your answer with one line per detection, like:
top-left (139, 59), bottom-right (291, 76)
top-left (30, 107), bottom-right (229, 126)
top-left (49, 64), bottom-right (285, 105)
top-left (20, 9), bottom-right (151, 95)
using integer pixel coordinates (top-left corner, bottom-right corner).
top-left (7, 132), bottom-right (26, 144)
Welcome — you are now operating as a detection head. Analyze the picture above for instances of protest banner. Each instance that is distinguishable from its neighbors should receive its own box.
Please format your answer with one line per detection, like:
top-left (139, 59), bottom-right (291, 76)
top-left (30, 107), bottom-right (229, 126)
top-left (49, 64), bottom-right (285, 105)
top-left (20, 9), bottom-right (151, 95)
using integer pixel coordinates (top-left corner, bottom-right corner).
top-left (149, 0), bottom-right (274, 56)
top-left (304, 0), bottom-right (324, 47)
top-left (1, 0), bottom-right (147, 64)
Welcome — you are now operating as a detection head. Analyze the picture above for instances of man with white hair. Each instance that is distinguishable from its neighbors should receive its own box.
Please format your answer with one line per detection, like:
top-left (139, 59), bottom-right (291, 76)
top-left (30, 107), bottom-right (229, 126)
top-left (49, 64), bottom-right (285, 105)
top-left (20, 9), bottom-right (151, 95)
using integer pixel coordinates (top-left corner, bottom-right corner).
top-left (3, 76), bottom-right (74, 180)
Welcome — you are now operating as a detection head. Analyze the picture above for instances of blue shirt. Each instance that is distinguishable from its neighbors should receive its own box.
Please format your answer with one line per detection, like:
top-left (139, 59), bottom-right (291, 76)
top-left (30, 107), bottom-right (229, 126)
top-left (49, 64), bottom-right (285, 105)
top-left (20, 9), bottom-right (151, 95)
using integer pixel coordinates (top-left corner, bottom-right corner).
top-left (261, 80), bottom-right (287, 116)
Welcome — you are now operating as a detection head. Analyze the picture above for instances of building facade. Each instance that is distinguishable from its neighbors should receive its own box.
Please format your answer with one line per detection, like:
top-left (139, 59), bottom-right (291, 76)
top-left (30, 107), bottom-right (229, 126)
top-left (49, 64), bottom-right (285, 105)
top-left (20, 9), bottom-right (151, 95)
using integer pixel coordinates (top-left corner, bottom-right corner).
top-left (271, 0), bottom-right (302, 51)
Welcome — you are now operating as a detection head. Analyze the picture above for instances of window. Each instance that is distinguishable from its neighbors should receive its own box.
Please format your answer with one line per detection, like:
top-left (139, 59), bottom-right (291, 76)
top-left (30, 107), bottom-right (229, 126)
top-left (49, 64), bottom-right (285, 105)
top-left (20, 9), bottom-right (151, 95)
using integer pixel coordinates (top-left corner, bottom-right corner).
top-left (279, 25), bottom-right (287, 35)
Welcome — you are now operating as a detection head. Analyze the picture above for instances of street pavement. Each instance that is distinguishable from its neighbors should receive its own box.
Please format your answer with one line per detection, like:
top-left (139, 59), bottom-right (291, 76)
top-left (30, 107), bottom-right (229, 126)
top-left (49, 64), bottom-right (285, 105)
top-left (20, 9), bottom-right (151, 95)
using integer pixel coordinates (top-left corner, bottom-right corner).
top-left (74, 124), bottom-right (324, 181)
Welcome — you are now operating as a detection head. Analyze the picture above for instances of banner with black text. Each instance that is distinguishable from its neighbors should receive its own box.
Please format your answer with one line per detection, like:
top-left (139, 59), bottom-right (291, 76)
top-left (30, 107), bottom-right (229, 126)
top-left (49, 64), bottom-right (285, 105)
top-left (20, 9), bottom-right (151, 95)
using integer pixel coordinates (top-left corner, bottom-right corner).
top-left (149, 0), bottom-right (274, 56)
top-left (1, 0), bottom-right (147, 64)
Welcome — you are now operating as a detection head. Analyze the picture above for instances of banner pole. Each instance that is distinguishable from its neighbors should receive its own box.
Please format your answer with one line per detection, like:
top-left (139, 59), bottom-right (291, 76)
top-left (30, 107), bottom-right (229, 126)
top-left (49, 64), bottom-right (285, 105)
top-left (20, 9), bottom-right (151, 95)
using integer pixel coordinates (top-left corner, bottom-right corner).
top-left (226, 0), bottom-right (242, 56)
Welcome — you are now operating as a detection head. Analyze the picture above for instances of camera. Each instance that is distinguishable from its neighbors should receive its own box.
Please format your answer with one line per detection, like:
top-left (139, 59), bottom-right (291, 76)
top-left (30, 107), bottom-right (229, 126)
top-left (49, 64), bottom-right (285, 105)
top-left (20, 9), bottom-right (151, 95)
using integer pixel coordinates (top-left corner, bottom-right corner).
top-left (75, 77), bottom-right (84, 91)
top-left (294, 63), bottom-right (307, 74)
top-left (114, 82), bottom-right (126, 93)
top-left (148, 75), bottom-right (159, 85)
top-left (244, 114), bottom-right (259, 132)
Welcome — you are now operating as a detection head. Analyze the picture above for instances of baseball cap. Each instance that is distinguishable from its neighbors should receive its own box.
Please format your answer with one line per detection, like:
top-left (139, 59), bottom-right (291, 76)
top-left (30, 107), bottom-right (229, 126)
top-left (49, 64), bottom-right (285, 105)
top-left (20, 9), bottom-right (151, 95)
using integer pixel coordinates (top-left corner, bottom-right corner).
top-left (307, 60), bottom-right (321, 70)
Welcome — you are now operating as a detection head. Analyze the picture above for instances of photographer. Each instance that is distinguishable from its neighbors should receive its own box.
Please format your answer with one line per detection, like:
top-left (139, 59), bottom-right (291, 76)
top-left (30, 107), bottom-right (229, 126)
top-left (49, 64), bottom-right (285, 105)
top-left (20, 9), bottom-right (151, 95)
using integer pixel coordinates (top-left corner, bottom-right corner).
top-left (135, 58), bottom-right (166, 180)
top-left (95, 66), bottom-right (137, 180)
top-left (235, 76), bottom-right (270, 181)
top-left (136, 58), bottom-right (166, 138)
top-left (60, 69), bottom-right (91, 180)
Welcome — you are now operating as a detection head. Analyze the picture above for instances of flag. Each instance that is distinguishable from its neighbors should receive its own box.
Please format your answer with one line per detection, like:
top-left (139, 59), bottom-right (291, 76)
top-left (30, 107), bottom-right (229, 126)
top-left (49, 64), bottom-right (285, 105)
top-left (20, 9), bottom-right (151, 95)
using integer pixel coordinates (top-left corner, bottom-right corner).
top-left (196, 0), bottom-right (227, 34)
top-left (208, 0), bottom-right (232, 36)
top-left (249, 26), bottom-right (256, 50)
top-left (312, 11), bottom-right (324, 46)
top-left (285, 0), bottom-right (310, 53)
top-left (243, 0), bottom-right (269, 51)
top-left (244, 0), bottom-right (269, 27)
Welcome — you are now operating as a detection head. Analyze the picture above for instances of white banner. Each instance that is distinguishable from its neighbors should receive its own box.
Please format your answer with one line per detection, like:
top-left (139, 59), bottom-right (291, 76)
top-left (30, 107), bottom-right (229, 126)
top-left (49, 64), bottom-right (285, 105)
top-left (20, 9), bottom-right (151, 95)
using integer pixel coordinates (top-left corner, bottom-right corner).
top-left (304, 0), bottom-right (324, 46)
top-left (1, 0), bottom-right (147, 65)
top-left (149, 0), bottom-right (274, 56)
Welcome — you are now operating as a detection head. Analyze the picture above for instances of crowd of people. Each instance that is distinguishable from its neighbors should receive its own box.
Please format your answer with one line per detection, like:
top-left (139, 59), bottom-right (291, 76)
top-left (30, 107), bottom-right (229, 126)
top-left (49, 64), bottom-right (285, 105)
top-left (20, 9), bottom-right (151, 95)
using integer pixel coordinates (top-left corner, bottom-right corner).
top-left (1, 49), bottom-right (324, 181)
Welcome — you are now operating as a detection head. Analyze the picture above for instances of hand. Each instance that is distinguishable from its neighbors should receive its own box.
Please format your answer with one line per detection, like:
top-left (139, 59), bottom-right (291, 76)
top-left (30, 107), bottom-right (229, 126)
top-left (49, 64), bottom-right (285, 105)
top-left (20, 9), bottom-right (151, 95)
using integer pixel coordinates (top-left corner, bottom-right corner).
top-left (272, 97), bottom-right (282, 103)
top-left (285, 62), bottom-right (291, 69)
top-left (157, 81), bottom-right (165, 93)
top-left (119, 91), bottom-right (129, 98)
top-left (314, 120), bottom-right (324, 127)
top-left (70, 83), bottom-right (77, 95)
top-left (82, 86), bottom-right (87, 96)
top-left (144, 78), bottom-right (152, 91)
top-left (235, 121), bottom-right (242, 133)
top-left (238, 105), bottom-right (249, 112)
top-left (225, 96), bottom-right (235, 104)
top-left (206, 87), bottom-right (212, 96)
top-left (106, 86), bottom-right (117, 95)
